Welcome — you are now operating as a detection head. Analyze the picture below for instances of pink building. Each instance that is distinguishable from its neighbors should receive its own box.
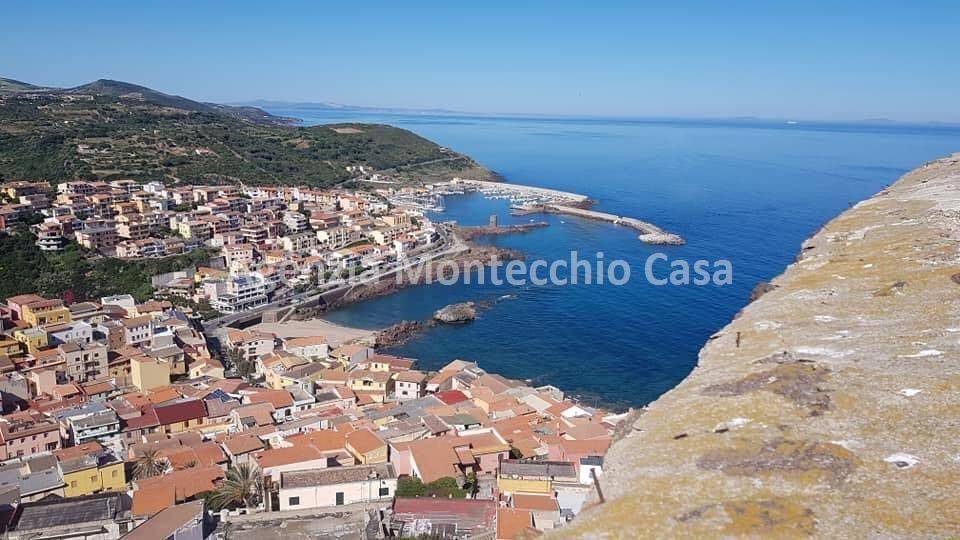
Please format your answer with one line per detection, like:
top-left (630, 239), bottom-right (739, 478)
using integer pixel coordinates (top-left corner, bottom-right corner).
top-left (0, 411), bottom-right (62, 460)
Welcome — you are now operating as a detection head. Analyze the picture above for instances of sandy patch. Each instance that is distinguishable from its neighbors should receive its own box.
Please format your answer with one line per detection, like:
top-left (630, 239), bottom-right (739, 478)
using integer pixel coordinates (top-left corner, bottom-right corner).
top-left (250, 318), bottom-right (374, 348)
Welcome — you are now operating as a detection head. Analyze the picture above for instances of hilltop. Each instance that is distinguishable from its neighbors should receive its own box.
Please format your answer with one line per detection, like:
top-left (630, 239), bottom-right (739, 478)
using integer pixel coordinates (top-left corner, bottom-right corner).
top-left (0, 78), bottom-right (494, 187)
top-left (556, 154), bottom-right (960, 537)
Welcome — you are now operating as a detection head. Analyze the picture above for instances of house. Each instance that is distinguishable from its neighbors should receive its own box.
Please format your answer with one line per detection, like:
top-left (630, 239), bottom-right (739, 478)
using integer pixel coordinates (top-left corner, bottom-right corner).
top-left (225, 329), bottom-right (275, 363)
top-left (125, 500), bottom-right (205, 540)
top-left (131, 354), bottom-right (171, 392)
top-left (5, 491), bottom-right (135, 540)
top-left (154, 399), bottom-right (207, 433)
top-left (393, 370), bottom-right (427, 402)
top-left (252, 445), bottom-right (331, 484)
top-left (133, 466), bottom-right (224, 517)
top-left (390, 498), bottom-right (497, 539)
top-left (56, 444), bottom-right (126, 497)
top-left (283, 336), bottom-right (329, 360)
top-left (345, 428), bottom-right (387, 464)
top-left (0, 410), bottom-right (62, 460)
top-left (512, 494), bottom-right (562, 531)
top-left (0, 454), bottom-right (65, 502)
top-left (497, 507), bottom-right (537, 540)
top-left (347, 369), bottom-right (391, 397)
top-left (231, 402), bottom-right (276, 431)
top-left (54, 402), bottom-right (121, 445)
top-left (278, 463), bottom-right (397, 511)
top-left (246, 388), bottom-right (297, 421)
top-left (497, 460), bottom-right (577, 496)
top-left (121, 315), bottom-right (154, 347)
top-left (390, 437), bottom-right (462, 484)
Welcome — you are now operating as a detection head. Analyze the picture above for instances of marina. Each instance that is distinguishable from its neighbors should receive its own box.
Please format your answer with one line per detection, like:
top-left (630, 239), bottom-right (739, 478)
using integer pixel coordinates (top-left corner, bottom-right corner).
top-left (426, 179), bottom-right (684, 245)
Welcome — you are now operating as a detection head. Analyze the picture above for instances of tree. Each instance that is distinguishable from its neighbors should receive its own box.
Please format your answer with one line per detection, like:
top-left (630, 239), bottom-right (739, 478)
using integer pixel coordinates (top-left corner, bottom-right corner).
top-left (209, 464), bottom-right (263, 510)
top-left (396, 476), bottom-right (467, 499)
top-left (133, 449), bottom-right (169, 479)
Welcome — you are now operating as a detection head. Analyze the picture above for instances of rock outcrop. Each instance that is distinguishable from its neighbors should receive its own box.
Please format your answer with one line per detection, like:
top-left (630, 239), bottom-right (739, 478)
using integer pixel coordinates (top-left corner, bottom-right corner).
top-left (433, 302), bottom-right (477, 324)
top-left (556, 153), bottom-right (960, 538)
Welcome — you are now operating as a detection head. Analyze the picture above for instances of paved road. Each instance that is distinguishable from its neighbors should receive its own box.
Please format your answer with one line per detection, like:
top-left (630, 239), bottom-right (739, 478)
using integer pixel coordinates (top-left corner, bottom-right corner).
top-left (203, 224), bottom-right (465, 334)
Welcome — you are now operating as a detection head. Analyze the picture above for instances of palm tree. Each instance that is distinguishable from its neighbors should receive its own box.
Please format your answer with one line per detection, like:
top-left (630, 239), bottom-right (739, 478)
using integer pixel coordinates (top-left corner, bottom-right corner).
top-left (133, 449), bottom-right (169, 479)
top-left (210, 464), bottom-right (263, 510)
top-left (177, 459), bottom-right (199, 470)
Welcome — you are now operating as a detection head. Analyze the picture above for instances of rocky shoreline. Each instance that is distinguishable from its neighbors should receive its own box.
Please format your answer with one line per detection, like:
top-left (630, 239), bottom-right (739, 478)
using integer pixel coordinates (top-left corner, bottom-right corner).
top-left (326, 242), bottom-right (523, 310)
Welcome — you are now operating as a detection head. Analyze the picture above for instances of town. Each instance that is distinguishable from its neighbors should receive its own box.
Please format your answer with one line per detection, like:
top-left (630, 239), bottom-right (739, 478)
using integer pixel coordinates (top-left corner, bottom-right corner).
top-left (0, 178), bottom-right (619, 539)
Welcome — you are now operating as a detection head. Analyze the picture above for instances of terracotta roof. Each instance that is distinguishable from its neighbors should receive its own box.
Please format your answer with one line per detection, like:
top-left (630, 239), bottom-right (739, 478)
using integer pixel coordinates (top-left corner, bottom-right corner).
top-left (253, 445), bottom-right (323, 469)
top-left (221, 433), bottom-right (265, 456)
top-left (394, 370), bottom-right (428, 384)
top-left (132, 485), bottom-right (176, 517)
top-left (497, 508), bottom-right (538, 539)
top-left (563, 422), bottom-right (610, 441)
top-left (284, 336), bottom-right (327, 347)
top-left (247, 388), bottom-right (294, 409)
top-left (345, 429), bottom-right (386, 455)
top-left (512, 494), bottom-right (560, 512)
top-left (147, 386), bottom-right (182, 404)
top-left (136, 465), bottom-right (223, 503)
top-left (402, 437), bottom-right (462, 484)
top-left (287, 429), bottom-right (347, 453)
top-left (125, 500), bottom-right (204, 540)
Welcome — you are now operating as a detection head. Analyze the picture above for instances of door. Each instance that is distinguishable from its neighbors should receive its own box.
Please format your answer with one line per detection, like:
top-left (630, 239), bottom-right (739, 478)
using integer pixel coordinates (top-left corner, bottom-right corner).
top-left (336, 492), bottom-right (345, 506)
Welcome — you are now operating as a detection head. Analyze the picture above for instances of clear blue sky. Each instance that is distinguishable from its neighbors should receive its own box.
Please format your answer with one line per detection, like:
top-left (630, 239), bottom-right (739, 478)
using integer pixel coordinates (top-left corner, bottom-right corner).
top-left (3, 1), bottom-right (959, 121)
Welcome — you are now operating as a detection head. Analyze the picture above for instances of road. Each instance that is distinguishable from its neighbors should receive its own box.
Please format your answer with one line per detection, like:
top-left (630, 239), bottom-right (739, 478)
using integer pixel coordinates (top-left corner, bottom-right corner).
top-left (203, 224), bottom-right (466, 334)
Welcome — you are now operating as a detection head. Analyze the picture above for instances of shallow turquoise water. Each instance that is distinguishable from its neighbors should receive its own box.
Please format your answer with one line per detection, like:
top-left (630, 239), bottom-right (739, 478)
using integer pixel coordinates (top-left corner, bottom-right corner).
top-left (266, 109), bottom-right (960, 409)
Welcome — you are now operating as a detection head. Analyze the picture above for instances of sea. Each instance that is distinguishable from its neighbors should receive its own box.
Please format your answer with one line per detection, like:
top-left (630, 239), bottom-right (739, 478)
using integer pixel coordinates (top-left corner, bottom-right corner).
top-left (263, 107), bottom-right (960, 410)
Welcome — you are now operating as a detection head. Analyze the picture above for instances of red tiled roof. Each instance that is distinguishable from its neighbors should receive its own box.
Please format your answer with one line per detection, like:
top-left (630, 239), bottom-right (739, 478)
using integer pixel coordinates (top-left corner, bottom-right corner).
top-left (434, 390), bottom-right (469, 405)
top-left (154, 399), bottom-right (206, 425)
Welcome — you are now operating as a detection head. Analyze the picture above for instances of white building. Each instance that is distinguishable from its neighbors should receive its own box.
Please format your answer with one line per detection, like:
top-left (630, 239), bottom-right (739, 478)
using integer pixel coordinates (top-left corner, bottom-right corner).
top-left (206, 275), bottom-right (269, 314)
top-left (278, 464), bottom-right (397, 511)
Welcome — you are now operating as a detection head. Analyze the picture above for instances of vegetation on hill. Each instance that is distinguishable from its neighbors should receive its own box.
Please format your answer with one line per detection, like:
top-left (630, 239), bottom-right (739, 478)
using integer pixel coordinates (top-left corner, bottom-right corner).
top-left (0, 229), bottom-right (210, 303)
top-left (0, 78), bottom-right (493, 187)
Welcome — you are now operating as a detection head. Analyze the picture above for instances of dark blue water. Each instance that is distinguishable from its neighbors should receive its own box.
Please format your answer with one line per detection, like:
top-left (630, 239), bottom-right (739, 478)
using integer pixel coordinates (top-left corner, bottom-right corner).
top-left (266, 108), bottom-right (960, 409)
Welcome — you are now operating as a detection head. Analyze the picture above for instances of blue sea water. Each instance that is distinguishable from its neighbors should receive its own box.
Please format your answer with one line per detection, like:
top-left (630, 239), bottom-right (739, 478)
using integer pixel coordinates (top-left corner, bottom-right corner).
top-left (265, 108), bottom-right (960, 409)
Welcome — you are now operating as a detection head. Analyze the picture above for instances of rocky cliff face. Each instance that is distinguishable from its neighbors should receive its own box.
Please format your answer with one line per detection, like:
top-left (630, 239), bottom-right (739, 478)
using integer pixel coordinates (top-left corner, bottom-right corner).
top-left (556, 153), bottom-right (960, 538)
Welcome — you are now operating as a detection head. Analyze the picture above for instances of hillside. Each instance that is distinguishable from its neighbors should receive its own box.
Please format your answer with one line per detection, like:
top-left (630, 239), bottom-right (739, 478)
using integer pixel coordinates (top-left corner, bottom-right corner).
top-left (0, 78), bottom-right (493, 187)
top-left (555, 154), bottom-right (960, 537)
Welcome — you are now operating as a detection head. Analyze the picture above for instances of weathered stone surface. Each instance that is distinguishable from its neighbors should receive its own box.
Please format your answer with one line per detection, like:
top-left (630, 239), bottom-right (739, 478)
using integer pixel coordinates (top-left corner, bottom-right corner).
top-left (555, 153), bottom-right (960, 538)
top-left (433, 302), bottom-right (477, 324)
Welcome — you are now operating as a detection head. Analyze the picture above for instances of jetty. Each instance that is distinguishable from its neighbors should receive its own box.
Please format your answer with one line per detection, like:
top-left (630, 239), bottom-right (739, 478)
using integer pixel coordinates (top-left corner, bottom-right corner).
top-left (545, 204), bottom-right (685, 245)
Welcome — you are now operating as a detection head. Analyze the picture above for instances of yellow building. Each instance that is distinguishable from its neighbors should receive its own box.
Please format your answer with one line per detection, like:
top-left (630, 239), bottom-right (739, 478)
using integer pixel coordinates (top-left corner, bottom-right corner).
top-left (347, 369), bottom-right (390, 394)
top-left (345, 429), bottom-right (388, 464)
top-left (0, 338), bottom-right (21, 357)
top-left (497, 460), bottom-right (578, 496)
top-left (59, 454), bottom-right (126, 497)
top-left (21, 299), bottom-right (71, 327)
top-left (14, 327), bottom-right (48, 354)
top-left (497, 477), bottom-right (553, 495)
top-left (131, 355), bottom-right (171, 392)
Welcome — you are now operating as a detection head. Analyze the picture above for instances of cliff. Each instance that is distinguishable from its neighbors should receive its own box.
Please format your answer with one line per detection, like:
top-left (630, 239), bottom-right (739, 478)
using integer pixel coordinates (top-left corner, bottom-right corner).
top-left (557, 153), bottom-right (960, 538)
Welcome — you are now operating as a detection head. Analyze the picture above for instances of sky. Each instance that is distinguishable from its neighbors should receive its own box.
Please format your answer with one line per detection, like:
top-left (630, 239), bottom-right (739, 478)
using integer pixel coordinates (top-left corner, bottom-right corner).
top-left (3, 1), bottom-right (959, 122)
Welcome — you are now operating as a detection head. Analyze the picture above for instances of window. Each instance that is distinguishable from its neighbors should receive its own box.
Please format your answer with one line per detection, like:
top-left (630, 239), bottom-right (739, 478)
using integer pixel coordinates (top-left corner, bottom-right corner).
top-left (335, 492), bottom-right (345, 505)
top-left (71, 481), bottom-right (77, 488)
top-left (288, 496), bottom-right (300, 506)
top-left (112, 470), bottom-right (118, 477)
top-left (379, 487), bottom-right (389, 497)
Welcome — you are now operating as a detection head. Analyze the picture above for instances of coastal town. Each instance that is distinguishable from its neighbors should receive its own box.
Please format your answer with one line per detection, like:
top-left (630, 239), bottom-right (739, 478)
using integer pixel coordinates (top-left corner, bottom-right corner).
top-left (0, 178), bottom-right (619, 539)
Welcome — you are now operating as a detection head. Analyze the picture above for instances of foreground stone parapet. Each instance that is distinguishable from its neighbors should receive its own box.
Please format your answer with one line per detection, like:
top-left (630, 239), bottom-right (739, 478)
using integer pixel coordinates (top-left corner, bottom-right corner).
top-left (555, 153), bottom-right (960, 538)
